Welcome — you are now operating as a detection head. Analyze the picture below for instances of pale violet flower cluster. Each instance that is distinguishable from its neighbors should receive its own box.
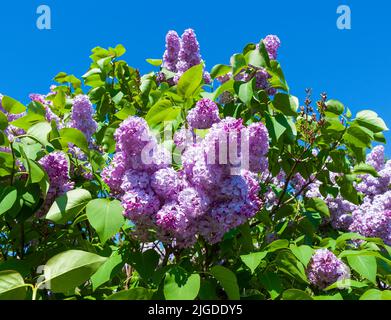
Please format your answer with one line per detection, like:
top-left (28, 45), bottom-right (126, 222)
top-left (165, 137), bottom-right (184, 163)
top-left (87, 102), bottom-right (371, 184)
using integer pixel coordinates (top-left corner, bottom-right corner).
top-left (289, 145), bottom-right (391, 245)
top-left (306, 249), bottom-right (350, 289)
top-left (36, 151), bottom-right (74, 217)
top-left (69, 95), bottom-right (98, 144)
top-left (103, 112), bottom-right (269, 247)
top-left (187, 98), bottom-right (220, 130)
top-left (160, 29), bottom-right (210, 85)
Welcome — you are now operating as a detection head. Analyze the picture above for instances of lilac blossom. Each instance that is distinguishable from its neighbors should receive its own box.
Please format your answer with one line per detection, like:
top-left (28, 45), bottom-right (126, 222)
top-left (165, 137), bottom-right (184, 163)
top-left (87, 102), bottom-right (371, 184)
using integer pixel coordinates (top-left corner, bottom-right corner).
top-left (306, 249), bottom-right (350, 289)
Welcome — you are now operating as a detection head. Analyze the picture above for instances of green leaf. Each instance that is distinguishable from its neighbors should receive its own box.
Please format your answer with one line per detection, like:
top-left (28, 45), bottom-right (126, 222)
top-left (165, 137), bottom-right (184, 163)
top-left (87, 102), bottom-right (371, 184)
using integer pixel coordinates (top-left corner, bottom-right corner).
top-left (347, 255), bottom-right (377, 284)
top-left (210, 266), bottom-right (240, 300)
top-left (0, 187), bottom-right (18, 216)
top-left (46, 189), bottom-right (92, 224)
top-left (259, 272), bottom-right (283, 300)
top-left (289, 245), bottom-right (314, 266)
top-left (145, 100), bottom-right (181, 128)
top-left (164, 267), bottom-right (200, 300)
top-left (86, 199), bottom-right (125, 243)
top-left (245, 43), bottom-right (269, 68)
top-left (238, 79), bottom-right (254, 106)
top-left (43, 250), bottom-right (107, 293)
top-left (129, 249), bottom-right (160, 281)
top-left (305, 197), bottom-right (330, 218)
top-left (146, 59), bottom-right (162, 67)
top-left (344, 125), bottom-right (373, 148)
top-left (0, 112), bottom-right (7, 130)
top-left (265, 239), bottom-right (289, 252)
top-left (282, 289), bottom-right (313, 300)
top-left (177, 64), bottom-right (203, 98)
top-left (240, 252), bottom-right (267, 274)
top-left (325, 100), bottom-right (344, 115)
top-left (91, 251), bottom-right (123, 291)
top-left (374, 132), bottom-right (386, 143)
top-left (353, 163), bottom-right (380, 177)
top-left (11, 113), bottom-right (46, 132)
top-left (265, 113), bottom-right (297, 145)
top-left (1, 96), bottom-right (25, 114)
top-left (360, 289), bottom-right (391, 300)
top-left (106, 287), bottom-right (155, 300)
top-left (27, 122), bottom-right (52, 146)
top-left (356, 110), bottom-right (388, 133)
top-left (325, 279), bottom-right (368, 291)
top-left (272, 93), bottom-right (298, 116)
top-left (0, 270), bottom-right (27, 300)
top-left (231, 53), bottom-right (246, 75)
top-left (56, 128), bottom-right (89, 155)
top-left (210, 64), bottom-right (231, 79)
top-left (313, 293), bottom-right (343, 300)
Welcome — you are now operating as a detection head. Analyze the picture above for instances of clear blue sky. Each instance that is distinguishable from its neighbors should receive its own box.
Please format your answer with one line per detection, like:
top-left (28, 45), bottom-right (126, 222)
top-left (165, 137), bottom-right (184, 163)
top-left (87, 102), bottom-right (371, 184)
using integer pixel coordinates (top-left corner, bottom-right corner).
top-left (1, 1), bottom-right (390, 151)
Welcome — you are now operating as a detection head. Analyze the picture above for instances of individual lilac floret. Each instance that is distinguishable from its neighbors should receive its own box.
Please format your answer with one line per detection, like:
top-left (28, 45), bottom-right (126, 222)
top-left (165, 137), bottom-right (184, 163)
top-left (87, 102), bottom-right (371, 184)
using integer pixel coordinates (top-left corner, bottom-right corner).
top-left (69, 95), bottom-right (98, 143)
top-left (263, 35), bottom-right (281, 60)
top-left (187, 98), bottom-right (220, 130)
top-left (163, 30), bottom-right (181, 73)
top-left (151, 167), bottom-right (183, 200)
top-left (306, 249), bottom-right (350, 289)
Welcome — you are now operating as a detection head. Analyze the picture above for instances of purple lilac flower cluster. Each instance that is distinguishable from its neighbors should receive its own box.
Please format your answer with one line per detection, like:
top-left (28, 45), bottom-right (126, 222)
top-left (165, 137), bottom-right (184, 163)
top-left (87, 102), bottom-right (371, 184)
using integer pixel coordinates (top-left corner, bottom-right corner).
top-left (103, 114), bottom-right (269, 247)
top-left (69, 95), bottom-right (98, 144)
top-left (36, 151), bottom-right (74, 217)
top-left (160, 29), bottom-right (210, 85)
top-left (187, 98), bottom-right (220, 130)
top-left (306, 249), bottom-right (350, 289)
top-left (290, 146), bottom-right (391, 244)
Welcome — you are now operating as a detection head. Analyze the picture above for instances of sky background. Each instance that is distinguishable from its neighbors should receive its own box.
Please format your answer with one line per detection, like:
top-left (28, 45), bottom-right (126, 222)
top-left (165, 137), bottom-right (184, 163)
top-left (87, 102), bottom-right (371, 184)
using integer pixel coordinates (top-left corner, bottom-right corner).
top-left (0, 0), bottom-right (390, 152)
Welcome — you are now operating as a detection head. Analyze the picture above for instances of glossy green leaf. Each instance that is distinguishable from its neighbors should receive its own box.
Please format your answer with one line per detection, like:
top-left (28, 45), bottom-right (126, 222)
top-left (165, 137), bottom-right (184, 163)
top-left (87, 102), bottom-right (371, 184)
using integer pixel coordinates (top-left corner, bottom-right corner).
top-left (272, 93), bottom-right (298, 116)
top-left (106, 287), bottom-right (155, 300)
top-left (356, 110), bottom-right (388, 133)
top-left (0, 270), bottom-right (27, 300)
top-left (177, 64), bottom-right (203, 98)
top-left (43, 250), bottom-right (107, 293)
top-left (282, 289), bottom-right (313, 300)
top-left (164, 267), bottom-right (200, 300)
top-left (240, 252), bottom-right (267, 274)
top-left (210, 266), bottom-right (240, 300)
top-left (347, 255), bottom-right (377, 284)
top-left (1, 96), bottom-right (25, 114)
top-left (86, 199), bottom-right (125, 243)
top-left (360, 289), bottom-right (391, 300)
top-left (46, 189), bottom-right (92, 224)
